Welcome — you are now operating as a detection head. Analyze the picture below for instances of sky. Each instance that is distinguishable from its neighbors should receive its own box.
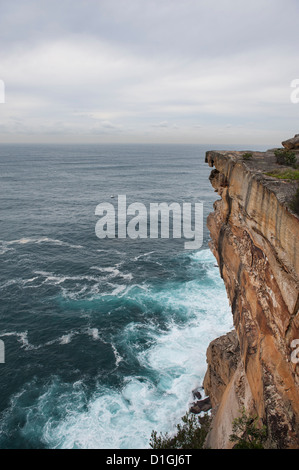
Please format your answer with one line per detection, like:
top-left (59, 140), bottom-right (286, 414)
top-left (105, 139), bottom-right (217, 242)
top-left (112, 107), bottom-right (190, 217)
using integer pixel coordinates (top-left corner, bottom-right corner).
top-left (0, 0), bottom-right (298, 146)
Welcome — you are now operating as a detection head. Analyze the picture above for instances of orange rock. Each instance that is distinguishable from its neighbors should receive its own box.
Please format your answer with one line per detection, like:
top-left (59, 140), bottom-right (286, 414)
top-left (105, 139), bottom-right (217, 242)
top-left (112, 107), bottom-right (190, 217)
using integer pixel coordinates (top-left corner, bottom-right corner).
top-left (204, 149), bottom-right (299, 449)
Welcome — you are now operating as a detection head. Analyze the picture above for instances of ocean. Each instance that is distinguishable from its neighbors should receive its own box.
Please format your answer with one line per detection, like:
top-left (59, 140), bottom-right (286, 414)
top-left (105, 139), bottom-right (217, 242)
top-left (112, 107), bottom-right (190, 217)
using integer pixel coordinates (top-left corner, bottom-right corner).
top-left (0, 143), bottom-right (264, 449)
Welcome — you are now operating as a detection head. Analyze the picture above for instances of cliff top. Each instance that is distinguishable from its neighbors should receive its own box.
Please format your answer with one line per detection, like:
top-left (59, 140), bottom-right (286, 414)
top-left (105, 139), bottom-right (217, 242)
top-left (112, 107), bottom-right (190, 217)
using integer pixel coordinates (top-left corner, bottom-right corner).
top-left (205, 147), bottom-right (299, 210)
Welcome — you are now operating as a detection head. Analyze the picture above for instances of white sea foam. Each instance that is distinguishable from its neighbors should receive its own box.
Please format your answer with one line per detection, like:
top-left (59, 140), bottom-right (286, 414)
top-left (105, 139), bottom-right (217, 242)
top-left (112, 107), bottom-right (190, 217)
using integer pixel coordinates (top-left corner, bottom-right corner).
top-left (0, 331), bottom-right (36, 350)
top-left (119, 272), bottom-right (133, 281)
top-left (0, 276), bottom-right (45, 290)
top-left (86, 328), bottom-right (100, 341)
top-left (32, 377), bottom-right (183, 449)
top-left (188, 248), bottom-right (215, 262)
top-left (0, 328), bottom-right (99, 351)
top-left (90, 265), bottom-right (133, 281)
top-left (2, 249), bottom-right (233, 449)
top-left (96, 249), bottom-right (124, 256)
top-left (91, 266), bottom-right (121, 275)
top-left (0, 279), bottom-right (17, 289)
top-left (36, 271), bottom-right (99, 283)
top-left (34, 271), bottom-right (103, 296)
top-left (108, 285), bottom-right (127, 296)
top-left (59, 332), bottom-right (76, 345)
top-left (111, 344), bottom-right (123, 367)
top-left (0, 264), bottom-right (134, 299)
top-left (0, 237), bottom-right (83, 249)
top-left (23, 277), bottom-right (39, 284)
top-left (0, 244), bottom-right (15, 255)
top-left (133, 251), bottom-right (155, 261)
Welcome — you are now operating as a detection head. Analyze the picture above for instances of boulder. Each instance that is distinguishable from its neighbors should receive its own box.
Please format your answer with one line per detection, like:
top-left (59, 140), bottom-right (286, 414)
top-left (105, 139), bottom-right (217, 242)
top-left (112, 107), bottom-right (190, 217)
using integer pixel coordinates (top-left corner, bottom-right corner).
top-left (192, 387), bottom-right (202, 400)
top-left (282, 134), bottom-right (299, 150)
top-left (190, 396), bottom-right (212, 414)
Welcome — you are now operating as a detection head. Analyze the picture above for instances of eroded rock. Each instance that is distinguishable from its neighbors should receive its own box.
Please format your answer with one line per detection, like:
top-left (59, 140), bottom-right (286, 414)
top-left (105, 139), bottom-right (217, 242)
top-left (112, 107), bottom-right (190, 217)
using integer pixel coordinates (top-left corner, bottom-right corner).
top-left (204, 146), bottom-right (299, 448)
top-left (190, 396), bottom-right (212, 414)
top-left (282, 134), bottom-right (299, 150)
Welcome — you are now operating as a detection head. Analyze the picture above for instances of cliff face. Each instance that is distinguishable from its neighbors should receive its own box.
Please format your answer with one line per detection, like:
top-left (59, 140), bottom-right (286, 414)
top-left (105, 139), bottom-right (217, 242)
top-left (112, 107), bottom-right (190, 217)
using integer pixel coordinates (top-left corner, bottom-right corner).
top-left (204, 148), bottom-right (299, 448)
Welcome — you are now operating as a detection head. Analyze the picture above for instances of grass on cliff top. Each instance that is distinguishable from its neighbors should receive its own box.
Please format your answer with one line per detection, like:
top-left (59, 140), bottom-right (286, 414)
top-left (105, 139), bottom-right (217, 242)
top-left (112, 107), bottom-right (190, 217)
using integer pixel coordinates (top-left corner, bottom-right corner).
top-left (265, 168), bottom-right (299, 180)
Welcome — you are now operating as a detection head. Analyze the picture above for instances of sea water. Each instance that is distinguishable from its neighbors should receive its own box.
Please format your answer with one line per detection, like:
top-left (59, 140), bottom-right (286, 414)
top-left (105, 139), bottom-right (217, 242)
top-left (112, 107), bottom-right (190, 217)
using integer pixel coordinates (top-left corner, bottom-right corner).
top-left (0, 143), bottom-right (264, 449)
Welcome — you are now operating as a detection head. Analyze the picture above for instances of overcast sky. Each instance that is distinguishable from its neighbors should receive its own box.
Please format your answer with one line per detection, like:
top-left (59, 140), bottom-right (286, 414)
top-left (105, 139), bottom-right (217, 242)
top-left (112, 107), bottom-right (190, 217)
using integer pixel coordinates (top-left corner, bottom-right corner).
top-left (0, 0), bottom-right (298, 145)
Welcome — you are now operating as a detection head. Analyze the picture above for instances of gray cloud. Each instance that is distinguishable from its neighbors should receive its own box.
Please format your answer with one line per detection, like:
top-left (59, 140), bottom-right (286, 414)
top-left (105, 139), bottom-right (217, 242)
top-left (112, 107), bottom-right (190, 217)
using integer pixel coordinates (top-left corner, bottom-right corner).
top-left (0, 0), bottom-right (299, 144)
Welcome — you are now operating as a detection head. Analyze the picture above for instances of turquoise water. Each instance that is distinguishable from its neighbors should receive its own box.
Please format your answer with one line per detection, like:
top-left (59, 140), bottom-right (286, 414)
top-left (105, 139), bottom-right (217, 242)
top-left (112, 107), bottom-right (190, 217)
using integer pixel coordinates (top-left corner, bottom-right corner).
top-left (0, 143), bottom-right (264, 448)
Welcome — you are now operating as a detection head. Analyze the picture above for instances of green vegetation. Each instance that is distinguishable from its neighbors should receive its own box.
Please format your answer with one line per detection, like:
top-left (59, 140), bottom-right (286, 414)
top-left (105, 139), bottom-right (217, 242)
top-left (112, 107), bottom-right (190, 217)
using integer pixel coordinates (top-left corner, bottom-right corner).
top-left (150, 407), bottom-right (269, 450)
top-left (242, 152), bottom-right (253, 161)
top-left (274, 148), bottom-right (297, 167)
top-left (265, 169), bottom-right (299, 180)
top-left (290, 187), bottom-right (299, 215)
top-left (229, 408), bottom-right (267, 449)
top-left (150, 413), bottom-right (211, 449)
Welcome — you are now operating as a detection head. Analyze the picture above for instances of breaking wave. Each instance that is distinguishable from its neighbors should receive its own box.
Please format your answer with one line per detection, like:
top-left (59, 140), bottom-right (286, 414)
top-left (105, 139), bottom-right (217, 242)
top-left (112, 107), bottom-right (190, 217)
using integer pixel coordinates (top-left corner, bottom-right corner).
top-left (0, 249), bottom-right (233, 449)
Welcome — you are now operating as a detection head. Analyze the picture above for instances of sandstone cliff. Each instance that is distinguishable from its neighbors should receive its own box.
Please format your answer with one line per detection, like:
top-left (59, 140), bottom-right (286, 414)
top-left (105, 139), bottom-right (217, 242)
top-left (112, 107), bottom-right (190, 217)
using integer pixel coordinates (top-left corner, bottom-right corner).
top-left (203, 146), bottom-right (299, 448)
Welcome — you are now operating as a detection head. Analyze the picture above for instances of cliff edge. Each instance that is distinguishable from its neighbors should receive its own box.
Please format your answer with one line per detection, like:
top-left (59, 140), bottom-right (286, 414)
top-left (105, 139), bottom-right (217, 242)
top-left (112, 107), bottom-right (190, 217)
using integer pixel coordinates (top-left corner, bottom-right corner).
top-left (203, 141), bottom-right (299, 448)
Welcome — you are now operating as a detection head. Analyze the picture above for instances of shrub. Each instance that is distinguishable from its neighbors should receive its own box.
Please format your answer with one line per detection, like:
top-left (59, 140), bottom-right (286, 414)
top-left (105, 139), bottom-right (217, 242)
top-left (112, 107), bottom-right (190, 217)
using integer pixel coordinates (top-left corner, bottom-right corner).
top-left (274, 148), bottom-right (297, 167)
top-left (150, 413), bottom-right (211, 449)
top-left (242, 152), bottom-right (253, 161)
top-left (229, 408), bottom-right (267, 449)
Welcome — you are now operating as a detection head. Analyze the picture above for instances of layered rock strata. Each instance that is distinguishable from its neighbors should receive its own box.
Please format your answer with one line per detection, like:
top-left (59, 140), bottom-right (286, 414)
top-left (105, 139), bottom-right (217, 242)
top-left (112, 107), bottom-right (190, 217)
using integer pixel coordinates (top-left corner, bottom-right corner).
top-left (203, 147), bottom-right (299, 448)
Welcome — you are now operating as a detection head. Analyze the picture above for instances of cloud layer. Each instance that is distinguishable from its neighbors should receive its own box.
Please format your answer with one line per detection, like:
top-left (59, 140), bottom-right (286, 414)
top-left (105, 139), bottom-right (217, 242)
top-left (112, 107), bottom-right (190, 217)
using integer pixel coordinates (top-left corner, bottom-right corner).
top-left (0, 0), bottom-right (298, 144)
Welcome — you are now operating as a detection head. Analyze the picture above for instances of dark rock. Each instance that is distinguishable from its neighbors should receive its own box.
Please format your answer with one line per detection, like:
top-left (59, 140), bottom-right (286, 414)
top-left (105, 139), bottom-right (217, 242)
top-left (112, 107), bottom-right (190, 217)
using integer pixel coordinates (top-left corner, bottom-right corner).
top-left (190, 396), bottom-right (212, 414)
top-left (192, 387), bottom-right (202, 400)
top-left (282, 134), bottom-right (299, 150)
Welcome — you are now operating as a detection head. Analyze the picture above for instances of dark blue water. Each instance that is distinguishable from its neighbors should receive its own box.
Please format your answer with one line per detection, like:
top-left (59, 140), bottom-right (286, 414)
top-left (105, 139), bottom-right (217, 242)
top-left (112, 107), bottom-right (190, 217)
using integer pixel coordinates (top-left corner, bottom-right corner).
top-left (0, 143), bottom-right (265, 449)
